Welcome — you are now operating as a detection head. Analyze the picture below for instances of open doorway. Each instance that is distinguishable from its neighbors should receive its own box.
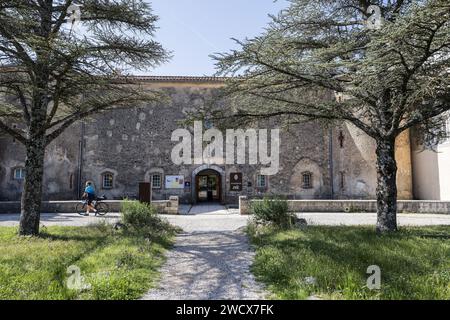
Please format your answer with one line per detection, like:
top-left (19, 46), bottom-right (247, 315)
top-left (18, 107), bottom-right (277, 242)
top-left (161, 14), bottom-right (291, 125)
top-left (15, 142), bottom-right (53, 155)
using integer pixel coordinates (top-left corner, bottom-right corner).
top-left (195, 169), bottom-right (221, 203)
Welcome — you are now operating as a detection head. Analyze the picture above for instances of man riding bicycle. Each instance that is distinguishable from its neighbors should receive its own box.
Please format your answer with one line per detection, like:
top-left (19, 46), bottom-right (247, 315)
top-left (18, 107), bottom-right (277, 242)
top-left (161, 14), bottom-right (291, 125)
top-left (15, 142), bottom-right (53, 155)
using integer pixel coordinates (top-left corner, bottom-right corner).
top-left (83, 181), bottom-right (98, 216)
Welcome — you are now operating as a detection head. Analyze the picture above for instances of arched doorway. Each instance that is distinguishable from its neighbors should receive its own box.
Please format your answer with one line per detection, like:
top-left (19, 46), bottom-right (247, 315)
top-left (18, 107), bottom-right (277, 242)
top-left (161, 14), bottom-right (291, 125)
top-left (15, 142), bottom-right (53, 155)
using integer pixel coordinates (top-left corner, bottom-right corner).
top-left (191, 165), bottom-right (225, 204)
top-left (195, 169), bottom-right (221, 203)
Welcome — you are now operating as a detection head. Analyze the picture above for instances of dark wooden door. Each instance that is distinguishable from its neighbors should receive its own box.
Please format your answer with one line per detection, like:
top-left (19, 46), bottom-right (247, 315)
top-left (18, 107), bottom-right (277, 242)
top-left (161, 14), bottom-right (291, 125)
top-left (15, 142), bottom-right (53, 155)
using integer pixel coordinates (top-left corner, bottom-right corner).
top-left (139, 182), bottom-right (151, 204)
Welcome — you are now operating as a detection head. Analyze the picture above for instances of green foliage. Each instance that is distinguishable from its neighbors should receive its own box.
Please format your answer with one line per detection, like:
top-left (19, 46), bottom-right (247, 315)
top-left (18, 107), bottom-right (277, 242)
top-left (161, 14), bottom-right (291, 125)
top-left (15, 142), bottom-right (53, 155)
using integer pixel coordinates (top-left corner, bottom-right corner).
top-left (121, 200), bottom-right (157, 229)
top-left (248, 225), bottom-right (450, 300)
top-left (121, 200), bottom-right (177, 238)
top-left (207, 0), bottom-right (450, 141)
top-left (195, 0), bottom-right (450, 233)
top-left (0, 223), bottom-right (174, 300)
top-left (250, 197), bottom-right (294, 229)
top-left (0, 0), bottom-right (170, 145)
top-left (0, 0), bottom-right (170, 236)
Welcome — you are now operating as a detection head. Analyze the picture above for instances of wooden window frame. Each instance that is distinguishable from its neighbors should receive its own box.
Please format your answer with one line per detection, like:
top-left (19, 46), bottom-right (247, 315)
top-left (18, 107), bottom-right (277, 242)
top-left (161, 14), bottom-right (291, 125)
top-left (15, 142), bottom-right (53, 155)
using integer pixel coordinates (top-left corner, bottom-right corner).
top-left (301, 172), bottom-right (313, 189)
top-left (256, 175), bottom-right (267, 189)
top-left (12, 167), bottom-right (25, 180)
top-left (102, 172), bottom-right (114, 189)
top-left (151, 174), bottom-right (162, 189)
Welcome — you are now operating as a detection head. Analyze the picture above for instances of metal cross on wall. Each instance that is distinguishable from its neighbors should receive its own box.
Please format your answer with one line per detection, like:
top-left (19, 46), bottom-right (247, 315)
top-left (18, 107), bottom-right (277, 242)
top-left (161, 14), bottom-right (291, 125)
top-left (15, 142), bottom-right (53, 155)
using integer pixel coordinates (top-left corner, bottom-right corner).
top-left (338, 131), bottom-right (345, 148)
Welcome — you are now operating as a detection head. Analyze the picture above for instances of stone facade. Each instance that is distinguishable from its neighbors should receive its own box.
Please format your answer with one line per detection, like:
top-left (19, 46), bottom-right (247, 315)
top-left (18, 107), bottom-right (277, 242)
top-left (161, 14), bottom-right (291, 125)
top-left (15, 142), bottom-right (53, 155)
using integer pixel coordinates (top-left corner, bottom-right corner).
top-left (0, 124), bottom-right (81, 201)
top-left (0, 76), bottom-right (414, 204)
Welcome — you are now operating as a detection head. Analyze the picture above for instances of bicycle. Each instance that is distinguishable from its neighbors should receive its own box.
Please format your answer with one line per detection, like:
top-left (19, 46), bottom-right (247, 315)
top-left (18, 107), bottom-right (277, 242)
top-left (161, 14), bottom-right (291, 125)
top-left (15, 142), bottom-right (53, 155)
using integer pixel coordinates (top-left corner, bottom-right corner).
top-left (76, 195), bottom-right (109, 216)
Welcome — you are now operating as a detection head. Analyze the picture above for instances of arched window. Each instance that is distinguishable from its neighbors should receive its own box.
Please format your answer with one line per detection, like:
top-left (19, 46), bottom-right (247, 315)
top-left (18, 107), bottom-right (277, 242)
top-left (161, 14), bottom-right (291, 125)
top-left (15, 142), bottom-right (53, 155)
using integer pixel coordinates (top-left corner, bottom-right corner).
top-left (102, 172), bottom-right (114, 189)
top-left (301, 172), bottom-right (313, 189)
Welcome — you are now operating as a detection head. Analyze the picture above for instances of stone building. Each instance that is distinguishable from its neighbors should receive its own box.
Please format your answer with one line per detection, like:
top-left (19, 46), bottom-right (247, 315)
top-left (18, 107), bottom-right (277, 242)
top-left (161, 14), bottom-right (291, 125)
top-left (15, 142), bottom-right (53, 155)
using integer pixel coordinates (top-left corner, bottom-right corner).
top-left (0, 76), bottom-right (415, 204)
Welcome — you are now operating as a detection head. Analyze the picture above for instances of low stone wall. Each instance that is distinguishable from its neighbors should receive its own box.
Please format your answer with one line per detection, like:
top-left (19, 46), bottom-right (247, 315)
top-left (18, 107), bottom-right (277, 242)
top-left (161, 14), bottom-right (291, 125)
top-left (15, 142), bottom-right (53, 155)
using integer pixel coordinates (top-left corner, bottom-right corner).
top-left (238, 196), bottom-right (450, 215)
top-left (152, 196), bottom-right (179, 215)
top-left (0, 200), bottom-right (122, 214)
top-left (0, 196), bottom-right (180, 215)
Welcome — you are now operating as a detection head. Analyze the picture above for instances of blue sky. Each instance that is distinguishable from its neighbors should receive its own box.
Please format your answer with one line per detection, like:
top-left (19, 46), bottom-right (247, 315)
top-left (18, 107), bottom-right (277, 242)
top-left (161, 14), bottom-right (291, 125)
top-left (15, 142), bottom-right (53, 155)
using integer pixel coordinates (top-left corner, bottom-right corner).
top-left (146, 0), bottom-right (289, 76)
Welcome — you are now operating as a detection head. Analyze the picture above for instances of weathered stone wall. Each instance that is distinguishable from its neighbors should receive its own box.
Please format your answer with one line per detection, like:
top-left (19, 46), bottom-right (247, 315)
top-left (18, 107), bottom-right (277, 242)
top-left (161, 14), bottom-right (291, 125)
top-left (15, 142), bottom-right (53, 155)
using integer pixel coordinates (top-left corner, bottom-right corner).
top-left (239, 197), bottom-right (450, 215)
top-left (331, 123), bottom-right (377, 199)
top-left (331, 124), bottom-right (413, 200)
top-left (0, 124), bottom-right (81, 201)
top-left (0, 78), bottom-right (413, 204)
top-left (78, 84), bottom-right (335, 204)
top-left (395, 130), bottom-right (413, 200)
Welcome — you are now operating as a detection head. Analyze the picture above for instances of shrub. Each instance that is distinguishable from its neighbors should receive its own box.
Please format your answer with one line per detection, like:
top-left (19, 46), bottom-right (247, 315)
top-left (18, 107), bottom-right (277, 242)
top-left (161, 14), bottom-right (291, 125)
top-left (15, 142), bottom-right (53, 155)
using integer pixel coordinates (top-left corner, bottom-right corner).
top-left (250, 197), bottom-right (294, 229)
top-left (121, 200), bottom-right (173, 235)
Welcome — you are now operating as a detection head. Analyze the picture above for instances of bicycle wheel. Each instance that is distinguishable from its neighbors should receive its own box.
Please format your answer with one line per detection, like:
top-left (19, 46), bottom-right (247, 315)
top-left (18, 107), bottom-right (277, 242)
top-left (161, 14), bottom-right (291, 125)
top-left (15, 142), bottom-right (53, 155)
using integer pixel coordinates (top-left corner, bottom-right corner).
top-left (76, 202), bottom-right (87, 216)
top-left (96, 202), bottom-right (109, 216)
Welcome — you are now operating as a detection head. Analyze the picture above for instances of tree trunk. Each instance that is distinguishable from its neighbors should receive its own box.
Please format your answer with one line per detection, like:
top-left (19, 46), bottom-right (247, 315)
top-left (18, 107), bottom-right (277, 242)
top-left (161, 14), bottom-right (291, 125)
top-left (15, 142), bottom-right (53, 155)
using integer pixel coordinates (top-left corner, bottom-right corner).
top-left (375, 137), bottom-right (398, 234)
top-left (19, 134), bottom-right (46, 236)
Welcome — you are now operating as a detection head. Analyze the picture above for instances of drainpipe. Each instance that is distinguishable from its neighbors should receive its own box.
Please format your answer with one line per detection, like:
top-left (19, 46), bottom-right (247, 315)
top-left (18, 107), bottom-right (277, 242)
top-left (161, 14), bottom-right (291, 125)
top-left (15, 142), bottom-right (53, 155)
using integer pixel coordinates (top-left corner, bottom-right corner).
top-left (329, 127), bottom-right (334, 199)
top-left (77, 121), bottom-right (85, 199)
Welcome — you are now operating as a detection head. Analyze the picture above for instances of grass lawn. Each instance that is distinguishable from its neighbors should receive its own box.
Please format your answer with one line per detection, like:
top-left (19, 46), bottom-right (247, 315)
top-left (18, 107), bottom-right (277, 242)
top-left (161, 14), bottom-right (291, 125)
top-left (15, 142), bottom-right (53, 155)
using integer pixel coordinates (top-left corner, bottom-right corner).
top-left (248, 225), bottom-right (450, 300)
top-left (0, 223), bottom-right (175, 300)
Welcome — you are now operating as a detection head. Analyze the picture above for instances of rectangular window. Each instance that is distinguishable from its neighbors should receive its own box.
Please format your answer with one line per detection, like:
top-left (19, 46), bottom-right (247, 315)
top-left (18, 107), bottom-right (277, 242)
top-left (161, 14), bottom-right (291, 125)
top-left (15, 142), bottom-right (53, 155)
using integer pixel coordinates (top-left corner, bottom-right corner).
top-left (13, 168), bottom-right (25, 180)
top-left (69, 173), bottom-right (74, 190)
top-left (338, 131), bottom-right (345, 148)
top-left (152, 174), bottom-right (161, 189)
top-left (102, 173), bottom-right (113, 189)
top-left (340, 172), bottom-right (345, 190)
top-left (302, 172), bottom-right (312, 189)
top-left (256, 175), bottom-right (267, 188)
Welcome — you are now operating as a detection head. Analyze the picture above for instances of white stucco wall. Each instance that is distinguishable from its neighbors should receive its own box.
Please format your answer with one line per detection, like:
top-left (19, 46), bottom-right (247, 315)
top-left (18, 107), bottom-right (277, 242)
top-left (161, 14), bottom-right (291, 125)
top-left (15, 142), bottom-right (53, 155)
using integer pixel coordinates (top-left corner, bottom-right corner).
top-left (437, 143), bottom-right (450, 200)
top-left (412, 139), bottom-right (450, 201)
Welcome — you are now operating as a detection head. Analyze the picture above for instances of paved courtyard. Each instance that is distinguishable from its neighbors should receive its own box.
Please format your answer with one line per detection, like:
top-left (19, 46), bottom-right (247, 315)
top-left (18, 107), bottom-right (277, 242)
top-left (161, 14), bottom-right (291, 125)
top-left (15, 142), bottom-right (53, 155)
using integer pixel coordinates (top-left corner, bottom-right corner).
top-left (296, 212), bottom-right (450, 226)
top-left (0, 207), bottom-right (449, 228)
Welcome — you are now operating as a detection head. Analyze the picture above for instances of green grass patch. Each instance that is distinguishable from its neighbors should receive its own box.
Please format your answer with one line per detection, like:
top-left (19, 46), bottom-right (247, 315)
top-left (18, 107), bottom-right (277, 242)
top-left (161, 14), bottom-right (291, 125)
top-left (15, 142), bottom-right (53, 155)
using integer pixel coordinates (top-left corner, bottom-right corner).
top-left (0, 222), bottom-right (176, 300)
top-left (248, 225), bottom-right (450, 300)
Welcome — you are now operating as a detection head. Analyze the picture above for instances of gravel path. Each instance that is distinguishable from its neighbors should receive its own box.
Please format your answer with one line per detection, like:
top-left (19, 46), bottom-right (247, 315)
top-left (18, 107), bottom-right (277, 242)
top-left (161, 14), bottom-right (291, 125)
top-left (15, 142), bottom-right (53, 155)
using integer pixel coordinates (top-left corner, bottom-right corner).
top-left (142, 205), bottom-right (268, 300)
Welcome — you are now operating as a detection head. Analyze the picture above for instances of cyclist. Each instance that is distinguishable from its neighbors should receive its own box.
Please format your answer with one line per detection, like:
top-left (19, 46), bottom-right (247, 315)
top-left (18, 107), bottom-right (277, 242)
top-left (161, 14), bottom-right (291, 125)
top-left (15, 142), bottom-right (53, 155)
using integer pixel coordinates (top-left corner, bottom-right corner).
top-left (83, 181), bottom-right (98, 216)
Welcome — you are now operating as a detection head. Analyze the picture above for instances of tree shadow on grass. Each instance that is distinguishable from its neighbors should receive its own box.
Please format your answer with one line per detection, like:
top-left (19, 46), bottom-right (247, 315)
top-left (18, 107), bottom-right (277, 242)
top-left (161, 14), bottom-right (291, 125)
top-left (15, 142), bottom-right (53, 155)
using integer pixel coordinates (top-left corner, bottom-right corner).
top-left (38, 232), bottom-right (107, 242)
top-left (254, 226), bottom-right (450, 299)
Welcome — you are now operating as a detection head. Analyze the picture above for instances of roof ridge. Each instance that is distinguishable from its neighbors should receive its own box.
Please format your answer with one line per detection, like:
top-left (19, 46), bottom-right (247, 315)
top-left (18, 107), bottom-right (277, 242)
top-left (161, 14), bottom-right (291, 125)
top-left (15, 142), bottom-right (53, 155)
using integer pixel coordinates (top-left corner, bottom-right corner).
top-left (119, 75), bottom-right (229, 82)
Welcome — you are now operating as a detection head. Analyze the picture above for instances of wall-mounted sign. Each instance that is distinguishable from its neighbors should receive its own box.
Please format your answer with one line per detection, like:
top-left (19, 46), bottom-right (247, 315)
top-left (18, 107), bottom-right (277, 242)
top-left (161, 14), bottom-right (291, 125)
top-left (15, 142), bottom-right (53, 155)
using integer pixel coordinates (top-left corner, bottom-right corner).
top-left (230, 173), bottom-right (243, 191)
top-left (165, 175), bottom-right (184, 189)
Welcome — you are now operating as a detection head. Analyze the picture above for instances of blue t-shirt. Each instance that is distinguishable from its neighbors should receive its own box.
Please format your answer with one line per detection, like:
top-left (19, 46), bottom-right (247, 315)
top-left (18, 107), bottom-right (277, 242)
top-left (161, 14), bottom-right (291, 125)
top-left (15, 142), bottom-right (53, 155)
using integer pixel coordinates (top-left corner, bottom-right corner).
top-left (85, 185), bottom-right (95, 195)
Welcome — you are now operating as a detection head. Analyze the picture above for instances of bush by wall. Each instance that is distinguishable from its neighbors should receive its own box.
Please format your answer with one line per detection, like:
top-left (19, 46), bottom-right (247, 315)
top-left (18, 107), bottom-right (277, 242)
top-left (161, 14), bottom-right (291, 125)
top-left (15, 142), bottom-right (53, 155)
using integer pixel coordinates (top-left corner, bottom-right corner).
top-left (121, 200), bottom-right (176, 237)
top-left (250, 197), bottom-right (294, 229)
